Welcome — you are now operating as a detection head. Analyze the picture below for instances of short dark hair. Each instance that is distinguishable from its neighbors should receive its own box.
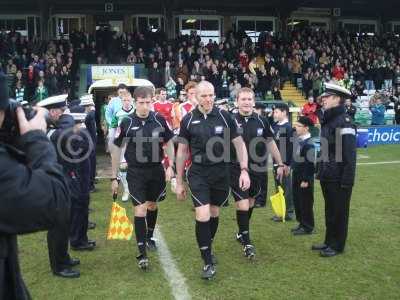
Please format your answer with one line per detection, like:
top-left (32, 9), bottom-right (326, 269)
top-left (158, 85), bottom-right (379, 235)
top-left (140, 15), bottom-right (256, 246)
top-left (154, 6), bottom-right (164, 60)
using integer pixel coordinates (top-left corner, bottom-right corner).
top-left (134, 86), bottom-right (153, 100)
top-left (117, 83), bottom-right (128, 91)
top-left (274, 103), bottom-right (289, 115)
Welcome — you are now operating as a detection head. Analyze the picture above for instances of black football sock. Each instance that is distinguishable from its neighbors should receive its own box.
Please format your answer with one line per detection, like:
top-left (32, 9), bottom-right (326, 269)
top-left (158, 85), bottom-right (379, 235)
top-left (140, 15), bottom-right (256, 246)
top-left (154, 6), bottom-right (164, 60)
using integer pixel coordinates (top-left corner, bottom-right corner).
top-left (146, 208), bottom-right (158, 239)
top-left (134, 216), bottom-right (147, 256)
top-left (236, 210), bottom-right (251, 245)
top-left (209, 216), bottom-right (219, 243)
top-left (195, 220), bottom-right (212, 265)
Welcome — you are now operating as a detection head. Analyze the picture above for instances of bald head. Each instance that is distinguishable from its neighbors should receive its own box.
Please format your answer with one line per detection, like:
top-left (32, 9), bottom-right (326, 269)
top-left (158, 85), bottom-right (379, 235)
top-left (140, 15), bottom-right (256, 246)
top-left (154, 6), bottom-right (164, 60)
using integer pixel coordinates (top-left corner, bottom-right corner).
top-left (196, 81), bottom-right (215, 113)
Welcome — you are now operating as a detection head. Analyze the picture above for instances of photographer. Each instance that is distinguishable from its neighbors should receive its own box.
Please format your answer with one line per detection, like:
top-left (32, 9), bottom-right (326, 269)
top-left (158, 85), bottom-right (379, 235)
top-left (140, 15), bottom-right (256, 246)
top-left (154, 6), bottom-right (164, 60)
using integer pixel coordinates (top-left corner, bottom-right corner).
top-left (0, 75), bottom-right (70, 298)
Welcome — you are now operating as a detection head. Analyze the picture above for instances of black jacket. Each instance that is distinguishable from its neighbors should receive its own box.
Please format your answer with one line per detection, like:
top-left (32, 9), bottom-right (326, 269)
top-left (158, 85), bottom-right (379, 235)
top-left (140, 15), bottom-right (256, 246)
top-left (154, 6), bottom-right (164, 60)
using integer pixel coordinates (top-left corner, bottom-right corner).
top-left (317, 106), bottom-right (357, 186)
top-left (0, 131), bottom-right (69, 300)
top-left (292, 136), bottom-right (315, 184)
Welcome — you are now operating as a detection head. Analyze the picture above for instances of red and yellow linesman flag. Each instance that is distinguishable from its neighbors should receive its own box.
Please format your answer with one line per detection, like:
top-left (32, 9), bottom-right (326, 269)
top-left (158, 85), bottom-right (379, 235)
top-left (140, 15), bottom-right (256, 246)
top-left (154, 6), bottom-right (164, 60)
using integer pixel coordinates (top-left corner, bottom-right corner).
top-left (107, 194), bottom-right (133, 240)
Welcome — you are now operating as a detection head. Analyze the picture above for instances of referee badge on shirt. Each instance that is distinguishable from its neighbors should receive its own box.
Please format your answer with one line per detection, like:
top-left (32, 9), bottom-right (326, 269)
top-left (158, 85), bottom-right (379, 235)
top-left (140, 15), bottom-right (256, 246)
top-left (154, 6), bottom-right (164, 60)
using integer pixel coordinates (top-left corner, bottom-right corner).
top-left (257, 128), bottom-right (263, 136)
top-left (215, 126), bottom-right (223, 134)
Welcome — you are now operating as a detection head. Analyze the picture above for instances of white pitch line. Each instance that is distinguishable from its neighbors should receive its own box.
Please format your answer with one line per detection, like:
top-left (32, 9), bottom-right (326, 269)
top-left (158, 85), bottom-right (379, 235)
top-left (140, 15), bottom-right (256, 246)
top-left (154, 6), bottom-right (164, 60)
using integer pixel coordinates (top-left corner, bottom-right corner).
top-left (154, 228), bottom-right (192, 300)
top-left (357, 160), bottom-right (400, 166)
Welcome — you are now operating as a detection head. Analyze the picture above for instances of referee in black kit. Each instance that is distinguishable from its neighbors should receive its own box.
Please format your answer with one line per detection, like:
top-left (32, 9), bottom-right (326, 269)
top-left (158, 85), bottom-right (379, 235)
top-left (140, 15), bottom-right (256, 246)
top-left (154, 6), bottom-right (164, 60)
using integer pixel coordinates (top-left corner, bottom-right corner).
top-left (111, 86), bottom-right (175, 269)
top-left (230, 88), bottom-right (285, 259)
top-left (175, 81), bottom-right (250, 280)
top-left (313, 81), bottom-right (357, 257)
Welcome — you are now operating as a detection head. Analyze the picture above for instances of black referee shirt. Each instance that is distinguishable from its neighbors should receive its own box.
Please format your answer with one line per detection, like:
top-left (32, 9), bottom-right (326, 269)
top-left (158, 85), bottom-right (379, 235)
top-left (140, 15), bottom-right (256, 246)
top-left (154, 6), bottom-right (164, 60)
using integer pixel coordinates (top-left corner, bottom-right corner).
top-left (178, 106), bottom-right (239, 165)
top-left (230, 112), bottom-right (275, 171)
top-left (114, 111), bottom-right (173, 167)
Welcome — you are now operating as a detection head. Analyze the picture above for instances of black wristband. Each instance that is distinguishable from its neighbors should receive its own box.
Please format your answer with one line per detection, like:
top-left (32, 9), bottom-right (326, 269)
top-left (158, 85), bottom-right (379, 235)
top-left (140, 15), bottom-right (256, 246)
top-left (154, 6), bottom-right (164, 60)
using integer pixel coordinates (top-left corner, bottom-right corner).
top-left (110, 177), bottom-right (118, 182)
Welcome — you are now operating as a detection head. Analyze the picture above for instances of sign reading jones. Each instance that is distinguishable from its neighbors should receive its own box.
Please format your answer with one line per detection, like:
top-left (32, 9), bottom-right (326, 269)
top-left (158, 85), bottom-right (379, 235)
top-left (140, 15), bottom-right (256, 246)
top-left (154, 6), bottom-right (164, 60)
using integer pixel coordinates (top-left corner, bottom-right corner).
top-left (90, 65), bottom-right (135, 82)
top-left (365, 126), bottom-right (400, 145)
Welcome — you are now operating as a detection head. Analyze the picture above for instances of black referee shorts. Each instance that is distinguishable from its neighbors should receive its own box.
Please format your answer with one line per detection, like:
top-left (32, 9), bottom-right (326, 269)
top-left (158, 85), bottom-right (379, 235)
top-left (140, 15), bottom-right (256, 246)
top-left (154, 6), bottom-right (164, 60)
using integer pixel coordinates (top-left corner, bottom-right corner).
top-left (186, 163), bottom-right (230, 208)
top-left (230, 164), bottom-right (267, 202)
top-left (127, 164), bottom-right (166, 206)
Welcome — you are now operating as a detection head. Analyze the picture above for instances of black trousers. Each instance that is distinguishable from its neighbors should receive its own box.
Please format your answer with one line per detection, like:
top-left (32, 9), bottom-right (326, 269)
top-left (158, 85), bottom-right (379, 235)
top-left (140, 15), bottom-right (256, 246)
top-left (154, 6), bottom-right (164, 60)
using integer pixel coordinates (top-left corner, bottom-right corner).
top-left (320, 181), bottom-right (353, 252)
top-left (89, 149), bottom-right (96, 188)
top-left (68, 177), bottom-right (89, 247)
top-left (47, 197), bottom-right (71, 272)
top-left (292, 175), bottom-right (314, 232)
top-left (47, 225), bottom-right (70, 272)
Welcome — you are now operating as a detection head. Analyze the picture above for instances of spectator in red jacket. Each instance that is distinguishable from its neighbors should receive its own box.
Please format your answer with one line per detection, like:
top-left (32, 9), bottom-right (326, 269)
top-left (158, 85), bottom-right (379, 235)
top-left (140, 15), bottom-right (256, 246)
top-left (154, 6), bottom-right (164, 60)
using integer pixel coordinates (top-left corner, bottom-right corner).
top-left (301, 96), bottom-right (318, 124)
top-left (332, 61), bottom-right (345, 81)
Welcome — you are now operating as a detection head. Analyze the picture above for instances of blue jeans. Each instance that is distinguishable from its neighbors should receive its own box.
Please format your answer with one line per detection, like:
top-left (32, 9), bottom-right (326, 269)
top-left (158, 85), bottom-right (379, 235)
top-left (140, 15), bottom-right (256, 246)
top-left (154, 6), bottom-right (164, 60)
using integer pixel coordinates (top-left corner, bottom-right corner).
top-left (365, 80), bottom-right (375, 91)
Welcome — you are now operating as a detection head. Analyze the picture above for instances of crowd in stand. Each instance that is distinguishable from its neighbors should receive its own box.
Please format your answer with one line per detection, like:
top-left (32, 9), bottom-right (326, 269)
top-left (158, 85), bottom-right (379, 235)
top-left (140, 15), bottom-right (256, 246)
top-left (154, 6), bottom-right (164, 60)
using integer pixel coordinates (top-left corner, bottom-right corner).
top-left (1, 26), bottom-right (400, 124)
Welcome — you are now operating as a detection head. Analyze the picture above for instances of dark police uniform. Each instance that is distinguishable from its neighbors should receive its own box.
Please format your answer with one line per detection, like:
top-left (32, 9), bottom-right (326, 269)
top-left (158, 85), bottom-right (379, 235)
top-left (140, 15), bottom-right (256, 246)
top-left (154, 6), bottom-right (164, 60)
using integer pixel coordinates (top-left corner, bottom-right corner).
top-left (317, 105), bottom-right (356, 253)
top-left (48, 113), bottom-right (93, 250)
top-left (292, 133), bottom-right (315, 233)
top-left (0, 131), bottom-right (70, 299)
top-left (114, 110), bottom-right (173, 205)
top-left (178, 106), bottom-right (239, 207)
top-left (45, 115), bottom-right (78, 272)
top-left (230, 112), bottom-right (274, 202)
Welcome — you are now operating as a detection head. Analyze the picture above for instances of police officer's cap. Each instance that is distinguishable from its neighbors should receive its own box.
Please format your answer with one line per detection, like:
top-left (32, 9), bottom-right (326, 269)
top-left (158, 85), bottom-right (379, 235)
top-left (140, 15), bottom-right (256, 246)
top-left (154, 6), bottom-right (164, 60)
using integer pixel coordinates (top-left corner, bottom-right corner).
top-left (66, 112), bottom-right (87, 123)
top-left (80, 94), bottom-right (95, 106)
top-left (0, 73), bottom-right (9, 110)
top-left (37, 94), bottom-right (68, 109)
top-left (297, 116), bottom-right (314, 128)
top-left (320, 82), bottom-right (352, 99)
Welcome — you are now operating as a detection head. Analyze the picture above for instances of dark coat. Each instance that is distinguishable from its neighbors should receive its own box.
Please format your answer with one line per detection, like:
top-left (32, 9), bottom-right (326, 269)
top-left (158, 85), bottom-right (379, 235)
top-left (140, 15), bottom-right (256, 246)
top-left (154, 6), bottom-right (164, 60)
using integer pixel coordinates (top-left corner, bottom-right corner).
top-left (0, 131), bottom-right (69, 299)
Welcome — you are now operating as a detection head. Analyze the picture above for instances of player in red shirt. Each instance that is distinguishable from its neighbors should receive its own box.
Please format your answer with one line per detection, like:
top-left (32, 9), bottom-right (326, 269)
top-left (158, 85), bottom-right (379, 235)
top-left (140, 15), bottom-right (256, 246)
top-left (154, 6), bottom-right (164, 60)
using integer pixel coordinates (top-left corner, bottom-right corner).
top-left (153, 88), bottom-right (173, 128)
top-left (179, 81), bottom-right (198, 120)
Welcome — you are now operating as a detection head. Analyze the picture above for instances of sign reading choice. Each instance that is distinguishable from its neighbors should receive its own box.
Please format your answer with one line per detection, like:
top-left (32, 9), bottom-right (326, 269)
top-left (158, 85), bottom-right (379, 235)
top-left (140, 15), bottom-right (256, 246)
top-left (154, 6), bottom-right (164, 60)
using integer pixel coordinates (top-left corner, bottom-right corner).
top-left (89, 65), bottom-right (135, 83)
top-left (358, 126), bottom-right (400, 146)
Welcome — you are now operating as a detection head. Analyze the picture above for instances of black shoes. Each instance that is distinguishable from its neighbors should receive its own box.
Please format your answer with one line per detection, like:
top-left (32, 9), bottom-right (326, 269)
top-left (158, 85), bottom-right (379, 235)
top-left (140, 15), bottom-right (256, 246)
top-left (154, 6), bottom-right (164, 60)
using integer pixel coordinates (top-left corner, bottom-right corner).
top-left (53, 268), bottom-right (80, 279)
top-left (136, 254), bottom-right (149, 270)
top-left (66, 258), bottom-right (80, 267)
top-left (71, 243), bottom-right (95, 251)
top-left (292, 227), bottom-right (314, 236)
top-left (320, 247), bottom-right (341, 257)
top-left (201, 264), bottom-right (216, 280)
top-left (146, 238), bottom-right (157, 251)
top-left (311, 243), bottom-right (328, 251)
top-left (243, 244), bottom-right (256, 259)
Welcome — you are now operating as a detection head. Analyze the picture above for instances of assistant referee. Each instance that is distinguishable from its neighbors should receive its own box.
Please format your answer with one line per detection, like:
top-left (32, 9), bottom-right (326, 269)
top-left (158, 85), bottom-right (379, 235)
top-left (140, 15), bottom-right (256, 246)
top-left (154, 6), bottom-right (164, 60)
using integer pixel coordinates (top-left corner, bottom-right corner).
top-left (111, 86), bottom-right (175, 269)
top-left (175, 81), bottom-right (250, 280)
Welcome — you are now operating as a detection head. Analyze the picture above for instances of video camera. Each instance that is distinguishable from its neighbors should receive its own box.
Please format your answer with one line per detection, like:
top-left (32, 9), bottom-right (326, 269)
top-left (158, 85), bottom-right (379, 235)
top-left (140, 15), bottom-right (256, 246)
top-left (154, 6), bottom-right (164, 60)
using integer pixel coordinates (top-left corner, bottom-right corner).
top-left (0, 99), bottom-right (36, 145)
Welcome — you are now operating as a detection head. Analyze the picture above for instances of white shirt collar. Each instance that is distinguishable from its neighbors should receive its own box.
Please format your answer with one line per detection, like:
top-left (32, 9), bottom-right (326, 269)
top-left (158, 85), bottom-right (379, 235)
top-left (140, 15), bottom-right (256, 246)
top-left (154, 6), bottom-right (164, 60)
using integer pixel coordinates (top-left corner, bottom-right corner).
top-left (277, 119), bottom-right (289, 125)
top-left (298, 133), bottom-right (311, 141)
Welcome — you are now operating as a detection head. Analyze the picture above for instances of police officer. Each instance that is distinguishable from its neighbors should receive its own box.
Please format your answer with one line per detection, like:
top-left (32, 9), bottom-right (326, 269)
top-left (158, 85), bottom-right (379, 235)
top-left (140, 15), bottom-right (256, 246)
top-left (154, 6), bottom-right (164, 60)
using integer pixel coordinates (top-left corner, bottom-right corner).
top-left (312, 82), bottom-right (357, 257)
top-left (176, 81), bottom-right (250, 280)
top-left (37, 96), bottom-right (83, 278)
top-left (230, 87), bottom-right (285, 258)
top-left (111, 86), bottom-right (175, 270)
top-left (0, 74), bottom-right (70, 298)
top-left (80, 94), bottom-right (97, 192)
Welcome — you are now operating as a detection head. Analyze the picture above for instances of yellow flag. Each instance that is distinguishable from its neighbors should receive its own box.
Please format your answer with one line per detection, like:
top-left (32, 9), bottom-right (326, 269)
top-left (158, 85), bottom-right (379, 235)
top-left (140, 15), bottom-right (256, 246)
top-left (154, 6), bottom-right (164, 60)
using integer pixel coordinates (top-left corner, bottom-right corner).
top-left (107, 202), bottom-right (133, 240)
top-left (270, 186), bottom-right (286, 223)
